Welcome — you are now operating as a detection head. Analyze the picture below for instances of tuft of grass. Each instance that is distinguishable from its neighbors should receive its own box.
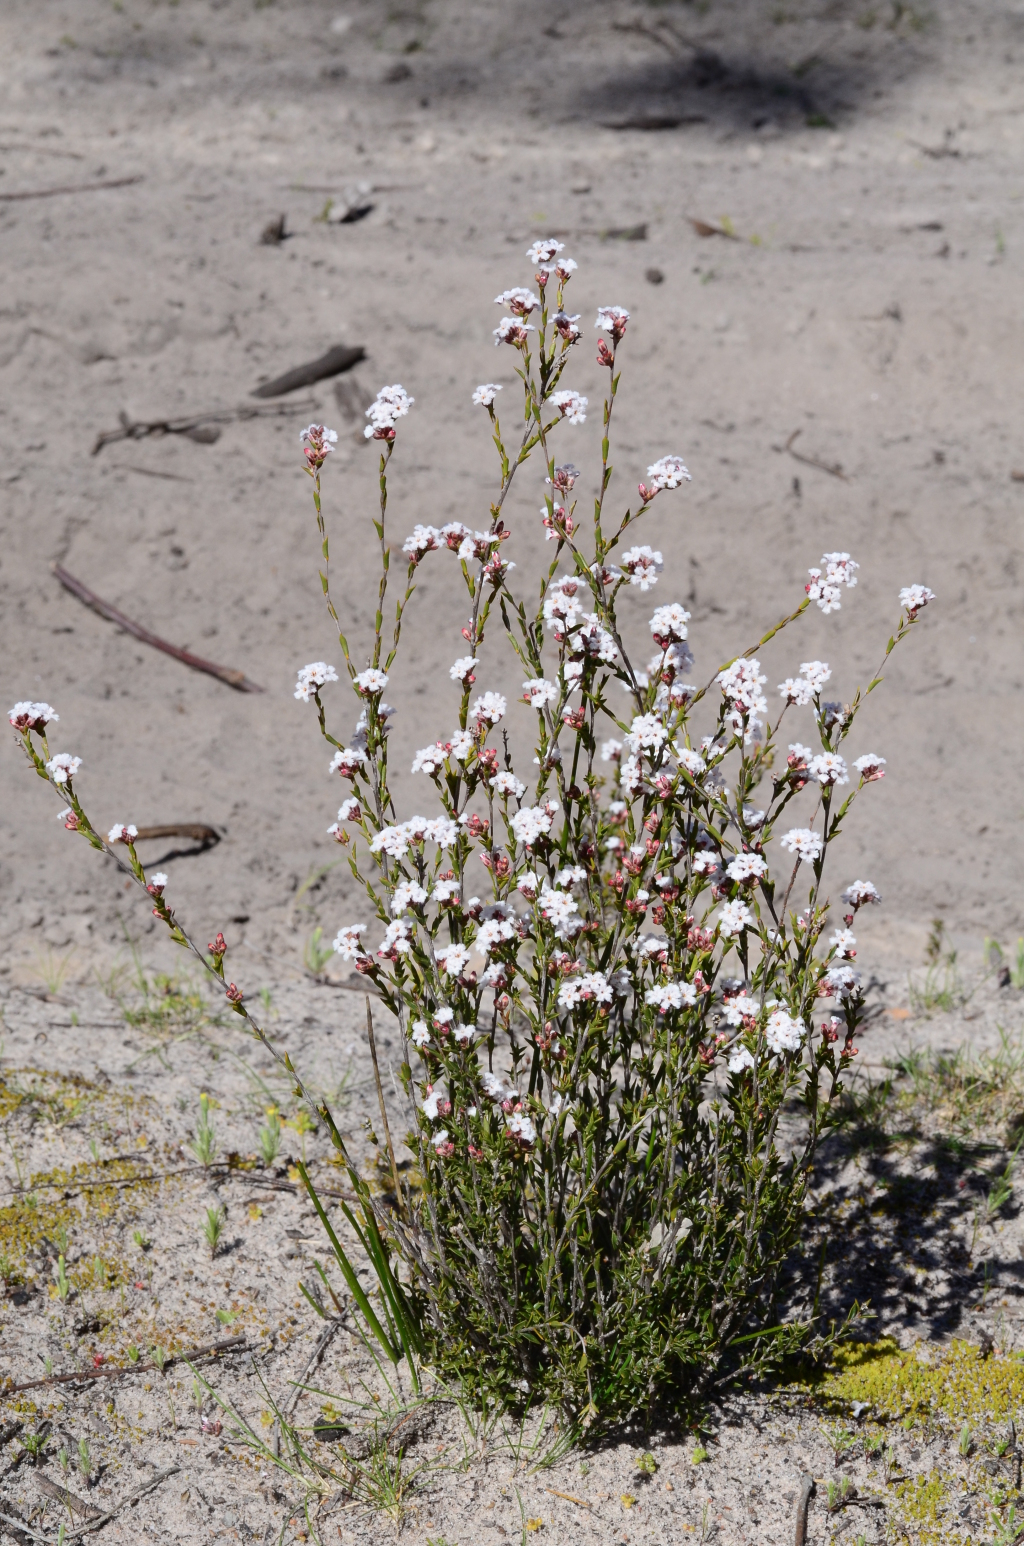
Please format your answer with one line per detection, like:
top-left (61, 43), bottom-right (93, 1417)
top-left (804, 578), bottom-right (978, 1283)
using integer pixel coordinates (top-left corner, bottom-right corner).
top-left (258, 1107), bottom-right (282, 1167)
top-left (53, 1254), bottom-right (70, 1301)
top-left (203, 1205), bottom-right (226, 1259)
top-left (77, 1438), bottom-right (91, 1479)
top-left (190, 1093), bottom-right (217, 1167)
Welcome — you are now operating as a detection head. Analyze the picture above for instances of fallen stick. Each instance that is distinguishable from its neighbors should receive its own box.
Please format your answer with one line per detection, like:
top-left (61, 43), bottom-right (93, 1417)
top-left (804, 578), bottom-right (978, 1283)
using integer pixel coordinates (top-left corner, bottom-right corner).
top-left (689, 216), bottom-right (739, 240)
top-left (64, 1465), bottom-right (180, 1541)
top-left (6, 1337), bottom-right (249, 1395)
top-left (794, 1474), bottom-right (815, 1546)
top-left (133, 823), bottom-right (221, 848)
top-left (90, 395), bottom-right (319, 455)
top-left (52, 565), bottom-right (265, 693)
top-left (34, 1474), bottom-right (102, 1520)
top-left (0, 1508), bottom-right (49, 1545)
top-left (545, 1487), bottom-right (591, 1509)
top-left (781, 428), bottom-right (849, 481)
top-left (0, 175), bottom-right (142, 202)
top-left (251, 343), bottom-right (366, 399)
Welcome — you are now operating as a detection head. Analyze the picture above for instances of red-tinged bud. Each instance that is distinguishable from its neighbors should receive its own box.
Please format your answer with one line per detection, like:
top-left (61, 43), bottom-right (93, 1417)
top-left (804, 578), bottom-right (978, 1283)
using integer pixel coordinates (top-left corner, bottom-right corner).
top-left (646, 838), bottom-right (660, 858)
top-left (653, 774), bottom-right (673, 797)
top-left (208, 932), bottom-right (227, 957)
top-left (652, 905), bottom-right (666, 926)
top-left (597, 339), bottom-right (615, 368)
top-left (493, 854), bottom-right (510, 878)
top-left (225, 983), bottom-right (244, 1004)
top-left (563, 708), bottom-right (585, 730)
top-left (638, 482), bottom-right (656, 503)
top-left (462, 626), bottom-right (473, 642)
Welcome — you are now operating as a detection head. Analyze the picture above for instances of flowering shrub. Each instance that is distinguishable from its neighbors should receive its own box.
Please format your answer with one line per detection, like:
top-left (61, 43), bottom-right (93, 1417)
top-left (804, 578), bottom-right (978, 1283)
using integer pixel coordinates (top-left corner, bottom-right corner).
top-left (11, 238), bottom-right (935, 1424)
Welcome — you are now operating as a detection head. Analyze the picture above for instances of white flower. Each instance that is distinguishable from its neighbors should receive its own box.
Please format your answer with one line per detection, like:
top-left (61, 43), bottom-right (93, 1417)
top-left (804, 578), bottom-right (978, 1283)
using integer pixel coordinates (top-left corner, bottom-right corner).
top-left (472, 383), bottom-right (502, 407)
top-left (595, 305), bottom-right (629, 336)
top-left (45, 753), bottom-right (81, 785)
top-left (549, 389), bottom-right (587, 424)
top-left (436, 942), bottom-right (472, 977)
top-left (645, 981), bottom-right (698, 1012)
top-left (450, 656), bottom-right (479, 684)
top-left (423, 817), bottom-right (460, 847)
top-left (722, 993), bottom-right (757, 1026)
top-left (391, 880), bottom-right (428, 916)
top-left (807, 752), bottom-right (849, 787)
top-left (677, 746), bottom-right (706, 778)
top-left (452, 1023), bottom-right (476, 1045)
top-left (332, 925), bottom-right (366, 961)
top-left (107, 823), bottom-right (138, 843)
top-left (517, 873), bottom-right (540, 898)
top-left (430, 1128), bottom-right (451, 1151)
top-left (806, 552), bottom-right (858, 614)
top-left (826, 963), bottom-right (861, 1000)
top-left (294, 661), bottom-right (338, 702)
top-left (337, 797), bottom-right (361, 821)
top-left (899, 583), bottom-right (935, 617)
top-left (448, 730), bottom-right (476, 764)
top-left (492, 770), bottom-right (526, 799)
top-left (149, 872), bottom-right (168, 889)
top-left (329, 745), bottom-right (368, 777)
top-left (626, 713), bottom-right (668, 754)
top-left (364, 383), bottom-right (414, 439)
top-left (422, 1087), bottom-right (447, 1121)
top-left (481, 1070), bottom-right (518, 1103)
top-left (8, 701), bottom-right (58, 732)
top-left (370, 825), bottom-right (411, 859)
top-left (523, 677), bottom-right (557, 709)
top-left (539, 886), bottom-right (579, 929)
top-left (765, 1008), bottom-right (804, 1055)
top-left (558, 972), bottom-right (614, 1009)
top-left (526, 238), bottom-right (564, 265)
top-left (411, 743), bottom-right (446, 775)
top-left (476, 915), bottom-right (517, 956)
top-left (403, 524), bottom-right (442, 560)
top-left (601, 739), bottom-right (623, 763)
top-left (354, 668), bottom-right (389, 696)
top-left (692, 851), bottom-right (720, 875)
top-left (645, 455), bottom-right (691, 491)
top-left (494, 286), bottom-right (540, 315)
top-left (554, 866), bottom-right (587, 889)
top-left (620, 545), bottom-right (664, 590)
top-left (649, 603), bottom-right (690, 645)
top-left (718, 899), bottom-right (755, 938)
top-left (717, 658), bottom-right (768, 717)
top-left (842, 879), bottom-right (880, 909)
top-left (780, 828), bottom-right (823, 864)
top-left (854, 753), bottom-right (886, 782)
top-left (510, 804), bottom-right (555, 847)
top-left (507, 1111), bottom-right (537, 1146)
top-left (471, 691), bottom-right (506, 725)
top-left (432, 877), bottom-right (462, 903)
top-left (378, 918), bottom-right (414, 957)
top-left (728, 1045), bottom-right (756, 1074)
top-left (801, 660), bottom-right (832, 691)
top-left (726, 853), bottom-right (768, 883)
top-left (778, 676), bottom-right (815, 707)
top-left (831, 927), bottom-right (857, 959)
top-left (493, 316), bottom-right (535, 347)
top-left (411, 1021), bottom-right (430, 1048)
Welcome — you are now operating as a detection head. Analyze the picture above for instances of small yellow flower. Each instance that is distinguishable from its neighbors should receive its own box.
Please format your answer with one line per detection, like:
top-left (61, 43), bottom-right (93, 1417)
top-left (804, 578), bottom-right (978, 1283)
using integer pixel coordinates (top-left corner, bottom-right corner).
top-left (620, 1494), bottom-right (636, 1509)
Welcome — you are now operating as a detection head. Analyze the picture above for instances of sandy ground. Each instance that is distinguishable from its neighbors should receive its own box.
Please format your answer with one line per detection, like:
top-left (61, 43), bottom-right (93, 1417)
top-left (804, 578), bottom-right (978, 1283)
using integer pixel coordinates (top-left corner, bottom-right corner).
top-left (3, 0), bottom-right (1024, 1541)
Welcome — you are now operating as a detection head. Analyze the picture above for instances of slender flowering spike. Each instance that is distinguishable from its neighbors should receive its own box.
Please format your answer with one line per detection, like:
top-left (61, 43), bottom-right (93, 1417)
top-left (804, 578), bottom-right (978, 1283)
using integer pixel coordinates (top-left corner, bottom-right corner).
top-left (450, 656), bottom-right (479, 685)
top-left (807, 751), bottom-right (849, 787)
top-left (899, 583), bottom-right (935, 618)
top-left (45, 753), bottom-right (81, 786)
top-left (294, 662), bottom-right (339, 702)
top-left (364, 384), bottom-right (413, 441)
top-left (522, 678), bottom-right (557, 708)
top-left (300, 424), bottom-right (337, 469)
top-left (595, 305), bottom-right (629, 341)
top-left (549, 389), bottom-right (588, 424)
top-left (493, 316), bottom-right (535, 348)
top-left (843, 879), bottom-right (881, 910)
top-left (494, 287), bottom-right (540, 317)
top-left (107, 823), bottom-right (138, 844)
top-left (354, 668), bottom-right (389, 696)
top-left (472, 384), bottom-right (502, 407)
top-left (9, 702), bottom-right (59, 734)
top-left (620, 545), bottom-right (664, 591)
top-left (780, 828), bottom-right (824, 864)
top-left (854, 752), bottom-right (887, 782)
top-left (403, 524), bottom-right (442, 561)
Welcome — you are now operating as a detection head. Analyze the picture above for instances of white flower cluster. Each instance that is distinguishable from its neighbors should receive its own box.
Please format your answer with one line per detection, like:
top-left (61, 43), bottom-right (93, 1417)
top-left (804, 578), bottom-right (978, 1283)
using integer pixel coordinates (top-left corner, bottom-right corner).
top-left (806, 551), bottom-right (858, 614)
top-left (294, 662), bottom-right (339, 702)
top-left (717, 658), bottom-right (768, 718)
top-left (364, 384), bottom-right (414, 440)
top-left (369, 816), bottom-right (460, 859)
top-left (778, 659), bottom-right (831, 706)
top-left (8, 701), bottom-right (59, 733)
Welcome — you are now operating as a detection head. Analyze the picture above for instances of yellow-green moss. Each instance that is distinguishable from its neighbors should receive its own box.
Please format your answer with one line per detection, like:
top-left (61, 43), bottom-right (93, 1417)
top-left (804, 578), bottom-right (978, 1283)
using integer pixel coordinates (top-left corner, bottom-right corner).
top-left (895, 1470), bottom-right (956, 1545)
top-left (823, 1338), bottom-right (1024, 1434)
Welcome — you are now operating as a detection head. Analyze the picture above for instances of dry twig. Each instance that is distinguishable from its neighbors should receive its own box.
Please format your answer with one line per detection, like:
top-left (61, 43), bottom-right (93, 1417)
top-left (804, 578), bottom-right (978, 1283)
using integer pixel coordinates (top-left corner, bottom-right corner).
top-left (53, 565), bottom-right (265, 693)
top-left (0, 176), bottom-right (142, 203)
